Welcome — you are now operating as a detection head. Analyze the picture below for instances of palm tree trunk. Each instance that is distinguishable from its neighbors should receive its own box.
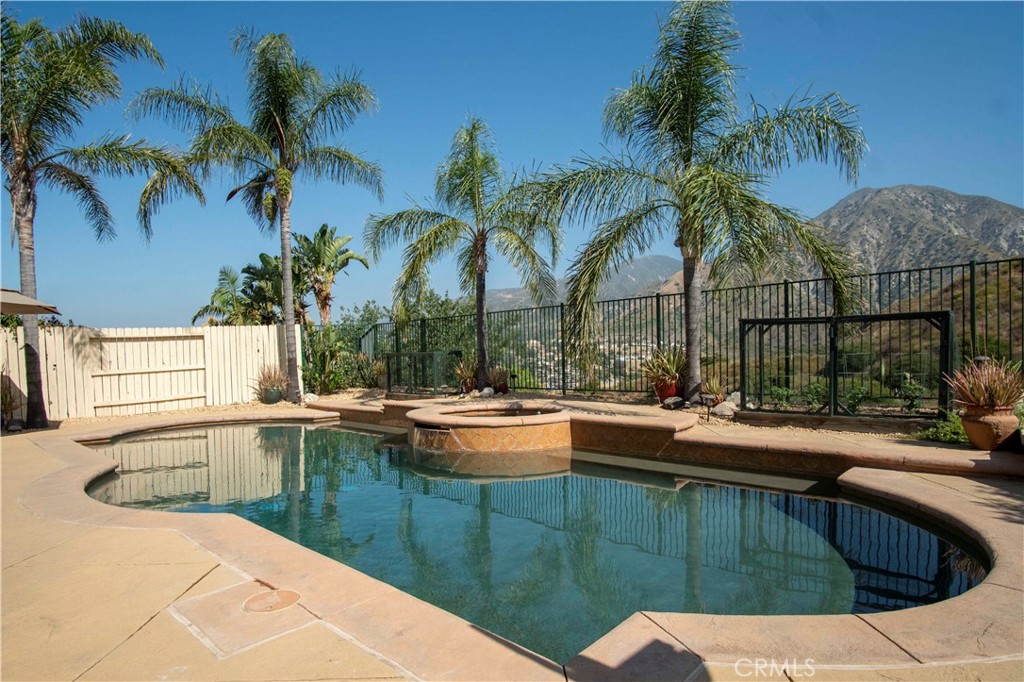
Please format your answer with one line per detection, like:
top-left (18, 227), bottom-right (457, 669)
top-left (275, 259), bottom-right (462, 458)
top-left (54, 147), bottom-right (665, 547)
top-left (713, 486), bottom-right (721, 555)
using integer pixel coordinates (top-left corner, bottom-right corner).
top-left (279, 196), bottom-right (301, 402)
top-left (12, 178), bottom-right (49, 428)
top-left (681, 254), bottom-right (704, 402)
top-left (474, 243), bottom-right (490, 389)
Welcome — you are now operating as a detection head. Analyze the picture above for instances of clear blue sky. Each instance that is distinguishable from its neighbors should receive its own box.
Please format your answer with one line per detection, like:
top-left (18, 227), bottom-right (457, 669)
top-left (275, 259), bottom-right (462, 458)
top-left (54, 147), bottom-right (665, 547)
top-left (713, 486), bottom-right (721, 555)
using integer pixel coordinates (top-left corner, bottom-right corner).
top-left (3, 1), bottom-right (1022, 327)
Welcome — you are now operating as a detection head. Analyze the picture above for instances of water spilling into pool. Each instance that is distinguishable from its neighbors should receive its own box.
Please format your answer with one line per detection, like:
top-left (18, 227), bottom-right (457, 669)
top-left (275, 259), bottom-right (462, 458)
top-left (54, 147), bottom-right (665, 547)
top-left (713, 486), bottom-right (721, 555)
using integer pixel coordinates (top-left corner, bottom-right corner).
top-left (88, 424), bottom-right (985, 663)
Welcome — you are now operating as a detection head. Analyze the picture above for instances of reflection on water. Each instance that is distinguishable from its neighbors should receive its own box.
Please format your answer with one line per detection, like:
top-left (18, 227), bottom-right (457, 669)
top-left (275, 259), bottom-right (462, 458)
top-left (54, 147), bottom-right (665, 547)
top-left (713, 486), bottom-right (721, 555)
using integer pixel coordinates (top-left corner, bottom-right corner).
top-left (90, 424), bottom-right (986, 664)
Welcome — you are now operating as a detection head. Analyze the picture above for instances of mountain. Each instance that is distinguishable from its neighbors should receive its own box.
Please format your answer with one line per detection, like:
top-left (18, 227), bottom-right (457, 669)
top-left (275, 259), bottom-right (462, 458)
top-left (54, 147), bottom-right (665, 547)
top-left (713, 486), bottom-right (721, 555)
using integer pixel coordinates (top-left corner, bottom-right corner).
top-left (807, 185), bottom-right (1023, 275)
top-left (488, 185), bottom-right (1023, 306)
top-left (486, 254), bottom-right (682, 310)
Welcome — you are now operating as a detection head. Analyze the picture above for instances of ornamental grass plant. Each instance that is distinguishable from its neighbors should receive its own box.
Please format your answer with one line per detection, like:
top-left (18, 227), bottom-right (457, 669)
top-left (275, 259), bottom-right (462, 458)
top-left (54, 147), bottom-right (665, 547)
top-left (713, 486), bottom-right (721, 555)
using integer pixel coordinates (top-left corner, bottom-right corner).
top-left (944, 359), bottom-right (1024, 408)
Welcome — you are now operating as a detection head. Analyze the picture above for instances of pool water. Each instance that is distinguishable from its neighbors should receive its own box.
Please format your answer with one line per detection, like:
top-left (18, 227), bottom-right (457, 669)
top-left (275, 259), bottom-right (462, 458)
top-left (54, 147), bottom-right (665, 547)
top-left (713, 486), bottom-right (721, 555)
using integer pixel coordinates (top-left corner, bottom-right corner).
top-left (89, 424), bottom-right (986, 663)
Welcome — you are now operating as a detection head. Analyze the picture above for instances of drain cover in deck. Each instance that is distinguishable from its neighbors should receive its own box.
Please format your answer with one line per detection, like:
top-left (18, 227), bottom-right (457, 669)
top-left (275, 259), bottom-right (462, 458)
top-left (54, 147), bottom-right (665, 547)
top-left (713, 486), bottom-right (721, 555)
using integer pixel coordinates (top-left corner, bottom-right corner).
top-left (243, 589), bottom-right (301, 613)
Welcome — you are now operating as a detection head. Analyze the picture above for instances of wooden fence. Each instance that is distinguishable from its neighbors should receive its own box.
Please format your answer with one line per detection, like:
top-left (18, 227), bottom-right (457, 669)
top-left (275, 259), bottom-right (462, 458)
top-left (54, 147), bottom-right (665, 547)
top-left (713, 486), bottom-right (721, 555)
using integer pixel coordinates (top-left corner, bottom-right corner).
top-left (0, 325), bottom-right (302, 420)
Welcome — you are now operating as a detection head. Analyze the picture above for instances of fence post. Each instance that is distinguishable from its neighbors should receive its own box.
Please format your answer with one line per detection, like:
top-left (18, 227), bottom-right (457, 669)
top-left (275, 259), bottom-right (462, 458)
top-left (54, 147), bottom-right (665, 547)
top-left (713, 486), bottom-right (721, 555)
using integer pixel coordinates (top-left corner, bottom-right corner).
top-left (655, 293), bottom-right (663, 350)
top-left (828, 319), bottom-right (838, 417)
top-left (968, 259), bottom-right (978, 355)
top-left (739, 322), bottom-right (747, 410)
top-left (559, 303), bottom-right (567, 395)
top-left (783, 280), bottom-right (792, 390)
top-left (938, 312), bottom-right (952, 412)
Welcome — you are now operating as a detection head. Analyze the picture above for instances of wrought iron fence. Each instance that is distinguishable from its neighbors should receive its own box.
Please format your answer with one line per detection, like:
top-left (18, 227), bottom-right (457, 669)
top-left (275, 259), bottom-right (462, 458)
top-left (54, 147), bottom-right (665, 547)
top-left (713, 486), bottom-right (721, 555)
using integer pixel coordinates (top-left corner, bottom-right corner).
top-left (358, 257), bottom-right (1022, 401)
top-left (739, 312), bottom-right (955, 416)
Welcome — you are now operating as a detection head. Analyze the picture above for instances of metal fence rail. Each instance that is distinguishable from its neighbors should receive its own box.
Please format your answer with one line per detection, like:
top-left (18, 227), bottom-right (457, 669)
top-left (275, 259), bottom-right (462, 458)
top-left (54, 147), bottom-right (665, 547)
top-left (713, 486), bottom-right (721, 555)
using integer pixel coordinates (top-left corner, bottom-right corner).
top-left (358, 257), bottom-right (1022, 398)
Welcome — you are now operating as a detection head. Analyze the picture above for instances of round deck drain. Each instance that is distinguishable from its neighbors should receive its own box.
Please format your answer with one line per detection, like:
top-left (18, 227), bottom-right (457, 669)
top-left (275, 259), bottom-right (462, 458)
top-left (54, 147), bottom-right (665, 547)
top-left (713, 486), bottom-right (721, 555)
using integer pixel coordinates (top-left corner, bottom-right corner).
top-left (243, 589), bottom-right (301, 613)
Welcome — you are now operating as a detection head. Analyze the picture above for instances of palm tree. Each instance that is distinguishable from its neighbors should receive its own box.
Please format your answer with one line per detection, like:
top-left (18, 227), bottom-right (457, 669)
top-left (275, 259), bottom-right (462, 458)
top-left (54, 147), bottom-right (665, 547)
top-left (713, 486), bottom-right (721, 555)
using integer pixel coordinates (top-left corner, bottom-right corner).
top-left (1, 15), bottom-right (203, 427)
top-left (192, 266), bottom-right (257, 325)
top-left (132, 30), bottom-right (382, 401)
top-left (364, 117), bottom-right (559, 388)
top-left (530, 0), bottom-right (865, 400)
top-left (294, 223), bottom-right (368, 326)
top-left (241, 253), bottom-right (310, 325)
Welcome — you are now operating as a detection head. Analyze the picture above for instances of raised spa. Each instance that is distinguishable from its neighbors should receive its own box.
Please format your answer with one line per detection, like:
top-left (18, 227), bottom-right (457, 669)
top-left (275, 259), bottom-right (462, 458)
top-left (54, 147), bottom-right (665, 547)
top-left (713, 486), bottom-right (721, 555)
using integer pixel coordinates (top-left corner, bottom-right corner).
top-left (406, 401), bottom-right (572, 456)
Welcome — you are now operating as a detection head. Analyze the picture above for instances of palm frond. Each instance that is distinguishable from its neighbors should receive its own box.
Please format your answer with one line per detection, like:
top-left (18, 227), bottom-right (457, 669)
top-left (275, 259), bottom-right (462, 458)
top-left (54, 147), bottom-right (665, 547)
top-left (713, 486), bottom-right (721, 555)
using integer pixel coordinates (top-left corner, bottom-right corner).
top-left (363, 206), bottom-right (464, 261)
top-left (391, 218), bottom-right (467, 319)
top-left (137, 157), bottom-right (206, 239)
top-left (436, 116), bottom-right (501, 222)
top-left (716, 91), bottom-right (867, 182)
top-left (528, 154), bottom-right (668, 228)
top-left (300, 70), bottom-right (379, 141)
top-left (128, 77), bottom-right (233, 132)
top-left (563, 199), bottom-right (673, 359)
top-left (302, 145), bottom-right (383, 201)
top-left (36, 162), bottom-right (114, 240)
top-left (491, 226), bottom-right (557, 304)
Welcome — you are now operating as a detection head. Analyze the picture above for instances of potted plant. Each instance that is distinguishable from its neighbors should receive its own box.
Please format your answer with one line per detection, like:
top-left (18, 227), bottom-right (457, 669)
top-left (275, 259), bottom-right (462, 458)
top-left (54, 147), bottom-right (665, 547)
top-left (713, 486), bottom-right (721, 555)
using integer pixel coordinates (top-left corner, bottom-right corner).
top-left (454, 359), bottom-right (477, 394)
top-left (372, 358), bottom-right (388, 389)
top-left (641, 348), bottom-right (681, 403)
top-left (255, 365), bottom-right (289, 405)
top-left (944, 358), bottom-right (1024, 450)
top-left (488, 366), bottom-right (510, 394)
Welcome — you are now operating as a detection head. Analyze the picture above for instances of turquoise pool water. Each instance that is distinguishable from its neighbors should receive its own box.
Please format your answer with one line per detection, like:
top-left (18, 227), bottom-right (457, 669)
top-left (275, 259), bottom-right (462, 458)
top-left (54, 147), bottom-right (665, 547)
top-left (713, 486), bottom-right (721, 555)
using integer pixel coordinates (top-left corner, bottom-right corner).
top-left (89, 424), bottom-right (985, 663)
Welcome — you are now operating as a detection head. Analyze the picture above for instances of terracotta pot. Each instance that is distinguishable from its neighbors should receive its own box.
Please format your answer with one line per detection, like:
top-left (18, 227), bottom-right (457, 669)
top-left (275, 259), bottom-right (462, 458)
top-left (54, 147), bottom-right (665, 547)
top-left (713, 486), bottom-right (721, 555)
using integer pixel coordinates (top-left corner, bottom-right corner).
top-left (654, 380), bottom-right (678, 404)
top-left (961, 405), bottom-right (1020, 451)
top-left (497, 382), bottom-right (509, 395)
top-left (461, 378), bottom-right (476, 394)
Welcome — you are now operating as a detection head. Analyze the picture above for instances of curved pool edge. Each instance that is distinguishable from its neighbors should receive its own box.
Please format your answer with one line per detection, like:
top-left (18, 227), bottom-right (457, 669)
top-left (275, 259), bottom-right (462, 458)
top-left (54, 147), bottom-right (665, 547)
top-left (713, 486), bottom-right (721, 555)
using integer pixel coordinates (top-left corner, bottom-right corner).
top-left (16, 411), bottom-right (1024, 681)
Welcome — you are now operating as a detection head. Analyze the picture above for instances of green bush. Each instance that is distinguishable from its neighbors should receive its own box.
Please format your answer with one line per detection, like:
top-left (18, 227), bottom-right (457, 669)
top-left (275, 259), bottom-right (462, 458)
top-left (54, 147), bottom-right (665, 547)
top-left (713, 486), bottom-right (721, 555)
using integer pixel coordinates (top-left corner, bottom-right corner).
top-left (914, 411), bottom-right (969, 445)
top-left (802, 381), bottom-right (829, 410)
top-left (844, 383), bottom-right (869, 414)
top-left (767, 385), bottom-right (796, 409)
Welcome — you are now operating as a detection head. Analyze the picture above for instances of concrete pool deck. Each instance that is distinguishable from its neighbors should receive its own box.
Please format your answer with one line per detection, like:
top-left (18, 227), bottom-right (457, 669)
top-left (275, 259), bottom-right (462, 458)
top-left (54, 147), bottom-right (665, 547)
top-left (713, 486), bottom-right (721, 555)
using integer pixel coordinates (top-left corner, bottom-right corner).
top-left (2, 402), bottom-right (1022, 681)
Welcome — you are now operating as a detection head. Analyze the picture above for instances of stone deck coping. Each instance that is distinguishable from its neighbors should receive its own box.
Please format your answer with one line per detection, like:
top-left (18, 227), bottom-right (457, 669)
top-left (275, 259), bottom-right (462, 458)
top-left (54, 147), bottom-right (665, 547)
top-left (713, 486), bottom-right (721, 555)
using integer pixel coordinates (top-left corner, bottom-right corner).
top-left (9, 407), bottom-right (1024, 681)
top-left (309, 396), bottom-right (1024, 478)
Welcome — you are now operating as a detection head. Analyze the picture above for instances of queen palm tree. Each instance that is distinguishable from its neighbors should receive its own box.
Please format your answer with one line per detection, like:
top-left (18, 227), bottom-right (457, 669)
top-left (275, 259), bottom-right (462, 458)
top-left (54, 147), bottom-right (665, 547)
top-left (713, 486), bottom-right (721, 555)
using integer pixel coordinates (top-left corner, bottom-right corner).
top-left (530, 0), bottom-right (865, 400)
top-left (364, 117), bottom-right (559, 388)
top-left (293, 223), bottom-right (368, 326)
top-left (1, 15), bottom-right (203, 428)
top-left (132, 30), bottom-right (382, 401)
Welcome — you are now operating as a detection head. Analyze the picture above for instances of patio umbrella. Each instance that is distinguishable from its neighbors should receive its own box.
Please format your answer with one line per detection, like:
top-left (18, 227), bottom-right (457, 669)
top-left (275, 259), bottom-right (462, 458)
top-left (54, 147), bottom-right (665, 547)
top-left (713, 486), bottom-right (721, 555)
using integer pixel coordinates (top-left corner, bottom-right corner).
top-left (0, 288), bottom-right (60, 315)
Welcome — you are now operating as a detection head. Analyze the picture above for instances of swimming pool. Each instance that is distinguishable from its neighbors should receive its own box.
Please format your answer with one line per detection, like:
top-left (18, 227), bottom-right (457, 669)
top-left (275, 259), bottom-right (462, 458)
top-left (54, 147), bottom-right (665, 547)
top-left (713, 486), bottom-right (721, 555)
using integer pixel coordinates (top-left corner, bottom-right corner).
top-left (88, 423), bottom-right (986, 664)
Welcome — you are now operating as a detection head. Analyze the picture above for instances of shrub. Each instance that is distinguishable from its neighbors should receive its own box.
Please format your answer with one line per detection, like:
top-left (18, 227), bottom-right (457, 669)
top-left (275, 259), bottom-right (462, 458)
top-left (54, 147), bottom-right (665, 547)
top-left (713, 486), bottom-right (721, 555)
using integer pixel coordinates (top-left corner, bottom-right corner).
top-left (915, 411), bottom-right (968, 444)
top-left (803, 381), bottom-right (830, 410)
top-left (944, 358), bottom-right (1024, 408)
top-left (844, 383), bottom-right (869, 414)
top-left (894, 373), bottom-right (926, 413)
top-left (767, 385), bottom-right (796, 409)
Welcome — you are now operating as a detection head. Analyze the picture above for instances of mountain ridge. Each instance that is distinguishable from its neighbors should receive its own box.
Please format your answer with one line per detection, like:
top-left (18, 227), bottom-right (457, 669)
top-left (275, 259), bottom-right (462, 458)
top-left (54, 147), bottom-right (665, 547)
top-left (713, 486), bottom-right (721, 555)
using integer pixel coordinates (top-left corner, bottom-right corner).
top-left (485, 184), bottom-right (1022, 308)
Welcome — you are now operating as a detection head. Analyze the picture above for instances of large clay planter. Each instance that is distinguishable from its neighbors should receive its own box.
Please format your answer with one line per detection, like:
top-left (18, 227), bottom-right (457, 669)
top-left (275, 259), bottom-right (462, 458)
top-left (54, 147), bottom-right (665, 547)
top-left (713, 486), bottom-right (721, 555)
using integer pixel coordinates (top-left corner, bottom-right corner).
top-left (961, 405), bottom-right (1020, 451)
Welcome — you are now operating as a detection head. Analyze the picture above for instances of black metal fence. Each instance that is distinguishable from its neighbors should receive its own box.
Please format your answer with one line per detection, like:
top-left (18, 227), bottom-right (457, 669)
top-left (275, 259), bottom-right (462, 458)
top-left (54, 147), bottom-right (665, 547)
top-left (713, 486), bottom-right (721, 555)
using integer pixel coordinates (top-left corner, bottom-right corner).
top-left (739, 312), bottom-right (955, 416)
top-left (358, 257), bottom-right (1022, 401)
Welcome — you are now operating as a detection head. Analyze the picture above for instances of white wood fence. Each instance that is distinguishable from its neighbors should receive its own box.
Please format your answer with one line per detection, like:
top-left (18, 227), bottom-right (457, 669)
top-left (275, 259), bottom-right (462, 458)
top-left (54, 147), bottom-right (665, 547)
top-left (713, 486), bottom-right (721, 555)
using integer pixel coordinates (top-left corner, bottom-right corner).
top-left (1, 325), bottom-right (302, 420)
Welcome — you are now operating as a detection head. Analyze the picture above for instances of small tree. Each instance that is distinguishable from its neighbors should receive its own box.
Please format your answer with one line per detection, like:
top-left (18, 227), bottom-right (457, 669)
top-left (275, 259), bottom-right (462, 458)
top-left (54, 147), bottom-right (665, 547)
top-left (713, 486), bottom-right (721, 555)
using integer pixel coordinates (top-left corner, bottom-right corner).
top-left (365, 117), bottom-right (559, 388)
top-left (294, 223), bottom-right (368, 326)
